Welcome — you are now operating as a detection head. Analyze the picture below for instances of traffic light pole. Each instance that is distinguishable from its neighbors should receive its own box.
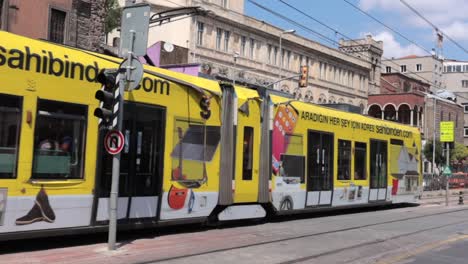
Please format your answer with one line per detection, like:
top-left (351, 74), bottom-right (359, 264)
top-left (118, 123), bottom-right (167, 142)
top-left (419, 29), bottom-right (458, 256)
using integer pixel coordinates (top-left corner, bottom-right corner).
top-left (267, 74), bottom-right (300, 88)
top-left (108, 72), bottom-right (125, 250)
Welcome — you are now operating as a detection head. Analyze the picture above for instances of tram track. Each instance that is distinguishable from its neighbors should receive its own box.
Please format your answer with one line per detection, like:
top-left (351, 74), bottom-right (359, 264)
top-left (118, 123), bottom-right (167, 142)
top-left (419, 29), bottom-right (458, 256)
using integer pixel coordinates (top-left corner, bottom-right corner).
top-left (140, 207), bottom-right (468, 264)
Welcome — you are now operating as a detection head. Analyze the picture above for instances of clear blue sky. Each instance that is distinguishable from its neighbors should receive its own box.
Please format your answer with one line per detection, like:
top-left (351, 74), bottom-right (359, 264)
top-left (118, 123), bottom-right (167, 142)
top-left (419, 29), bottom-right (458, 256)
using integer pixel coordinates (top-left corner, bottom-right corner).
top-left (245, 0), bottom-right (468, 61)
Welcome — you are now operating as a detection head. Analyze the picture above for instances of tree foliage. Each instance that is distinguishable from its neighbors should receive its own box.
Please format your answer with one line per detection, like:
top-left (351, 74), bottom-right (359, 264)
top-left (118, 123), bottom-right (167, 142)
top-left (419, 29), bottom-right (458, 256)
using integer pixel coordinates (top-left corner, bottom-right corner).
top-left (450, 142), bottom-right (468, 163)
top-left (105, 0), bottom-right (121, 34)
top-left (423, 140), bottom-right (468, 169)
top-left (423, 140), bottom-right (444, 167)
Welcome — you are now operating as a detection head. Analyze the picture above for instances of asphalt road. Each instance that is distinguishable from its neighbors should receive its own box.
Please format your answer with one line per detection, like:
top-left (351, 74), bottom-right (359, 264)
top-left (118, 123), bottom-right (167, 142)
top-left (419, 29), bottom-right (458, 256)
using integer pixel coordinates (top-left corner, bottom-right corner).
top-left (1, 203), bottom-right (467, 264)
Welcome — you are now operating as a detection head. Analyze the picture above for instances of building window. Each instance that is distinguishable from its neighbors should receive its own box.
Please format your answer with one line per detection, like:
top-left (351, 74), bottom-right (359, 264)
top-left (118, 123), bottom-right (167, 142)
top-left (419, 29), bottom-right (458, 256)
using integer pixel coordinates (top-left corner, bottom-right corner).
top-left (281, 134), bottom-right (305, 183)
top-left (400, 65), bottom-right (407, 73)
top-left (462, 80), bottom-right (468, 88)
top-left (242, 127), bottom-right (254, 180)
top-left (249, 38), bottom-right (255, 59)
top-left (286, 50), bottom-right (291, 69)
top-left (32, 99), bottom-right (87, 179)
top-left (216, 28), bottom-right (222, 50)
top-left (267, 44), bottom-right (272, 64)
top-left (0, 94), bottom-right (22, 179)
top-left (299, 55), bottom-right (303, 70)
top-left (224, 30), bottom-right (230, 52)
top-left (48, 8), bottom-right (67, 44)
top-left (416, 64), bottom-right (422, 71)
top-left (463, 104), bottom-right (468, 113)
top-left (197, 22), bottom-right (204, 46)
top-left (338, 140), bottom-right (351, 180)
top-left (354, 142), bottom-right (367, 180)
top-left (386, 66), bottom-right (391, 73)
top-left (221, 0), bottom-right (228, 8)
top-left (281, 49), bottom-right (285, 68)
top-left (241, 36), bottom-right (246, 57)
top-left (464, 127), bottom-right (468, 137)
top-left (274, 46), bottom-right (278, 65)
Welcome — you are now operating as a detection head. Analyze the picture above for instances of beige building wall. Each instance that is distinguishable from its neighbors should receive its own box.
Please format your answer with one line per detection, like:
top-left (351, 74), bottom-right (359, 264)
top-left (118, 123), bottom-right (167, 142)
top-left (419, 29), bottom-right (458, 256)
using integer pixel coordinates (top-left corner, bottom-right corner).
top-left (443, 60), bottom-right (468, 145)
top-left (382, 56), bottom-right (444, 93)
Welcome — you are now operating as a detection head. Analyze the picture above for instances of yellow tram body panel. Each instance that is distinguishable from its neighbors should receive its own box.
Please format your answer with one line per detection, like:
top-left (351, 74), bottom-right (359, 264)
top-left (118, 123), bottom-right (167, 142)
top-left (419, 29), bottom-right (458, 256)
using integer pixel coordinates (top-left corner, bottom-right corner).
top-left (233, 86), bottom-right (261, 203)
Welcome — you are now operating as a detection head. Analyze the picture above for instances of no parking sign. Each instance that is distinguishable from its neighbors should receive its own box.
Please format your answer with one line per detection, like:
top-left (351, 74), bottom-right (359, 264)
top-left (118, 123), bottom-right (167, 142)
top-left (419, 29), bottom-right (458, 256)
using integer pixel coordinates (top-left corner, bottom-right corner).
top-left (104, 130), bottom-right (125, 155)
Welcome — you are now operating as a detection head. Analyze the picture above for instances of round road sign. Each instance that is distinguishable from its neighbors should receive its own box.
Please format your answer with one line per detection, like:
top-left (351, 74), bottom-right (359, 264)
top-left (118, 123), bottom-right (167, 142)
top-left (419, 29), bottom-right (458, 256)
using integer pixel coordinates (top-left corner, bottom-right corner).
top-left (104, 130), bottom-right (125, 155)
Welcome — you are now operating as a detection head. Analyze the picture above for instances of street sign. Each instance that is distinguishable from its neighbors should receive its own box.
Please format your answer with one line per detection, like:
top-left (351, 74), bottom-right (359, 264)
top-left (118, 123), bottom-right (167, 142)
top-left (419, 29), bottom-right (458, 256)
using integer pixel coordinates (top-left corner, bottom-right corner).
top-left (104, 130), bottom-right (125, 155)
top-left (119, 4), bottom-right (150, 58)
top-left (443, 166), bottom-right (452, 176)
top-left (440, 121), bottom-right (454, 142)
top-left (120, 58), bottom-right (143, 91)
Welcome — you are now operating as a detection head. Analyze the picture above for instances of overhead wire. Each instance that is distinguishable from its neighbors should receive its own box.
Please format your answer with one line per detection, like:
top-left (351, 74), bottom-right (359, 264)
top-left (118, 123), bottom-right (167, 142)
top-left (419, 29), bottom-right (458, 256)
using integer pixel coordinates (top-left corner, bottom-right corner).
top-left (342, 0), bottom-right (468, 85)
top-left (251, 0), bottom-right (442, 91)
top-left (399, 0), bottom-right (468, 56)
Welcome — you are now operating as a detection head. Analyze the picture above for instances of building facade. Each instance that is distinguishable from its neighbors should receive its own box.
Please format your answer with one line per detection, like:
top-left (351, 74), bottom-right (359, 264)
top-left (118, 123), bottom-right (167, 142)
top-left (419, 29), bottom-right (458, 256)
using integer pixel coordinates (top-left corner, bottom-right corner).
top-left (382, 55), bottom-right (444, 93)
top-left (368, 72), bottom-right (463, 176)
top-left (111, 0), bottom-right (381, 112)
top-left (0, 0), bottom-right (105, 52)
top-left (443, 59), bottom-right (468, 145)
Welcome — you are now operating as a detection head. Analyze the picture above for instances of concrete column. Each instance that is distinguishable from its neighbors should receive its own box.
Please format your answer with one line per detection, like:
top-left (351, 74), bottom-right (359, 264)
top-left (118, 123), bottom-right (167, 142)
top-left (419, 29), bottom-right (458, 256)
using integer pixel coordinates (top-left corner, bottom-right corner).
top-left (410, 110), bottom-right (414, 126)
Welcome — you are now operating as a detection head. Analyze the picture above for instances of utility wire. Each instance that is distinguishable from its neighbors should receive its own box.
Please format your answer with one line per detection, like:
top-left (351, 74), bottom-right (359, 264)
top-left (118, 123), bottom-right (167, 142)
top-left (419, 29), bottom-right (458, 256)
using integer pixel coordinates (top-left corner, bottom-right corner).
top-left (399, 0), bottom-right (468, 56)
top-left (247, 0), bottom-right (339, 47)
top-left (343, 0), bottom-right (433, 55)
top-left (265, 0), bottom-right (441, 90)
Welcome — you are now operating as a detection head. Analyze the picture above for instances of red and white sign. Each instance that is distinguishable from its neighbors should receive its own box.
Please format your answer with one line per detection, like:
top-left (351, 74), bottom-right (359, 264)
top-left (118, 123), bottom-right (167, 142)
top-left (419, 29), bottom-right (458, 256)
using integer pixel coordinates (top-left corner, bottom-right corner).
top-left (104, 130), bottom-right (125, 155)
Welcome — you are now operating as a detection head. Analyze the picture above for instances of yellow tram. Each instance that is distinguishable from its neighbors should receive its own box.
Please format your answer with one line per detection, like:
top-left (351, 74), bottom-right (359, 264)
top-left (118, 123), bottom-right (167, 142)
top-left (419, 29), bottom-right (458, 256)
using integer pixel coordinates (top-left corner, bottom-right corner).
top-left (0, 31), bottom-right (422, 240)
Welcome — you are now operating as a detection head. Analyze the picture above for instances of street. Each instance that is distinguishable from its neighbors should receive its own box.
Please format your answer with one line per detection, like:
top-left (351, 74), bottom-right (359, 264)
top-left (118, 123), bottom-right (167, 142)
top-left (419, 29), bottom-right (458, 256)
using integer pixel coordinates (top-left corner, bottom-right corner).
top-left (1, 200), bottom-right (467, 264)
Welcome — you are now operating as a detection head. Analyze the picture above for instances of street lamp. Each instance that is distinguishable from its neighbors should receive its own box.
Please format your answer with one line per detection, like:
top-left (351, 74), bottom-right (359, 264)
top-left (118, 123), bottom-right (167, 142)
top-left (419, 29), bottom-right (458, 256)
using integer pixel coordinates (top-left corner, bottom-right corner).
top-left (278, 29), bottom-right (296, 89)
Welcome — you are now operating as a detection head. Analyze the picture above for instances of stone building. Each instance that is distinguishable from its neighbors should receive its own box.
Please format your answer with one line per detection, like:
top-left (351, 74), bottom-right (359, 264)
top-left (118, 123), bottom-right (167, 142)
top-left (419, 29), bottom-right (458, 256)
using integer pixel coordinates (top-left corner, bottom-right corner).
top-left (0, 0), bottom-right (105, 52)
top-left (368, 71), bottom-right (463, 176)
top-left (110, 0), bottom-right (381, 112)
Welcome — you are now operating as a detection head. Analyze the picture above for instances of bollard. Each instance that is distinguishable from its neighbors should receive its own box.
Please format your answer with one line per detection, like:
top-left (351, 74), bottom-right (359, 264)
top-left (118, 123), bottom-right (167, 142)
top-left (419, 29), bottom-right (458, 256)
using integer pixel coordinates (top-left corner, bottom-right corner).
top-left (459, 191), bottom-right (464, 205)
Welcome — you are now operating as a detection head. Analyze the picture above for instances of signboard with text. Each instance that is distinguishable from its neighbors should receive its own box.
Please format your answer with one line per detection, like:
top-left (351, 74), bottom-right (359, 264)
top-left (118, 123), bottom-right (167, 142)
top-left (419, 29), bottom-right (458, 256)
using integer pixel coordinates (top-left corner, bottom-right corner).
top-left (440, 121), bottom-right (454, 142)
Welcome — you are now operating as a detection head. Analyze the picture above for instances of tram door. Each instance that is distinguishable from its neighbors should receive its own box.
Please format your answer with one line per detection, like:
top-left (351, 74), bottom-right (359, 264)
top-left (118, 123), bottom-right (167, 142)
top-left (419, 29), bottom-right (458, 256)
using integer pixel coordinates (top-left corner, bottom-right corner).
top-left (369, 140), bottom-right (387, 202)
top-left (95, 103), bottom-right (165, 222)
top-left (306, 131), bottom-right (334, 206)
top-left (233, 99), bottom-right (260, 203)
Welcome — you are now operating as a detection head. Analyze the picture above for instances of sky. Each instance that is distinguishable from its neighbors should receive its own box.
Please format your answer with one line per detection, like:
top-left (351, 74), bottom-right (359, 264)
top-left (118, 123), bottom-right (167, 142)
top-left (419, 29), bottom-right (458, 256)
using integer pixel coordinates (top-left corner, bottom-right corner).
top-left (244, 0), bottom-right (468, 61)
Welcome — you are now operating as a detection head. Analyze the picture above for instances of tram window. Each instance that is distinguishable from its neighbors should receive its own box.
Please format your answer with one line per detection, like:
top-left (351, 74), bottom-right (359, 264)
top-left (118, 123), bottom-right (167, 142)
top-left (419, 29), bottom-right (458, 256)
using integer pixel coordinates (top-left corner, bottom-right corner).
top-left (31, 99), bottom-right (87, 179)
top-left (338, 140), bottom-right (351, 180)
top-left (354, 142), bottom-right (367, 180)
top-left (284, 134), bottom-right (304, 183)
top-left (280, 154), bottom-right (305, 183)
top-left (0, 94), bottom-right (22, 179)
top-left (242, 126), bottom-right (254, 181)
top-left (171, 120), bottom-right (221, 182)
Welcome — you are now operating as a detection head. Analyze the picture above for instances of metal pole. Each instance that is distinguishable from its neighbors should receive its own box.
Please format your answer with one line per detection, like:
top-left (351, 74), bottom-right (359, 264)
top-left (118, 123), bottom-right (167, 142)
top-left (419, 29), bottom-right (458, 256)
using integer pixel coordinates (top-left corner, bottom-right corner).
top-left (108, 73), bottom-right (125, 250)
top-left (432, 97), bottom-right (436, 190)
top-left (108, 1), bottom-right (134, 250)
top-left (446, 142), bottom-right (449, 206)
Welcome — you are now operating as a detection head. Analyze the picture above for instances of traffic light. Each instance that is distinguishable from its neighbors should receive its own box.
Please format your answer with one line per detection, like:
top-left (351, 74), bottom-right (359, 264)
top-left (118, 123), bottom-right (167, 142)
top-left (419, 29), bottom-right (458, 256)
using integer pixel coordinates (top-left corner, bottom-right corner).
top-left (94, 69), bottom-right (120, 129)
top-left (299, 65), bottom-right (309, 87)
top-left (199, 94), bottom-right (211, 120)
